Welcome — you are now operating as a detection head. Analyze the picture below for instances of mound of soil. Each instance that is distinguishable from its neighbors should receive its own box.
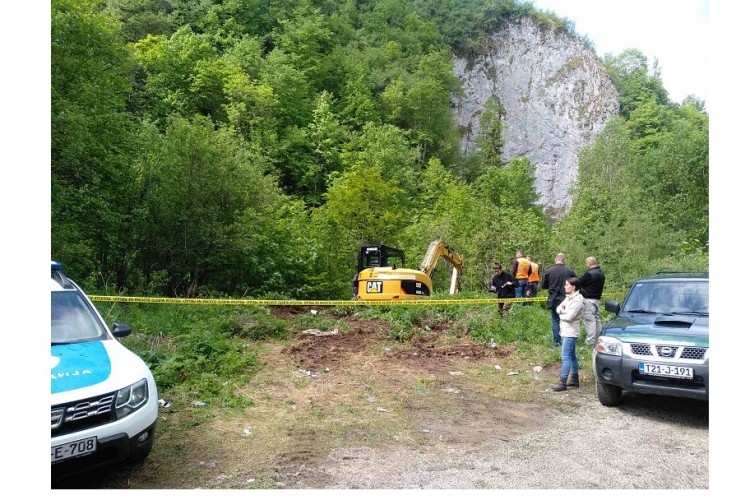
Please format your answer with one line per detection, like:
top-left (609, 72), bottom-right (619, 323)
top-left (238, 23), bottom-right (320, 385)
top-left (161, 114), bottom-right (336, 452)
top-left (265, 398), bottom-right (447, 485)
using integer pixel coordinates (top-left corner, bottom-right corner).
top-left (280, 308), bottom-right (512, 375)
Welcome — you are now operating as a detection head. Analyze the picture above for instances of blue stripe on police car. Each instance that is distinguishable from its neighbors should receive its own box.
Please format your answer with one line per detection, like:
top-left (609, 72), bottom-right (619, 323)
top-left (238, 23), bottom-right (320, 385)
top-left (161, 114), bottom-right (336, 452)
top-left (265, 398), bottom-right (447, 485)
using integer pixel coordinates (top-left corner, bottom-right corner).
top-left (51, 341), bottom-right (112, 394)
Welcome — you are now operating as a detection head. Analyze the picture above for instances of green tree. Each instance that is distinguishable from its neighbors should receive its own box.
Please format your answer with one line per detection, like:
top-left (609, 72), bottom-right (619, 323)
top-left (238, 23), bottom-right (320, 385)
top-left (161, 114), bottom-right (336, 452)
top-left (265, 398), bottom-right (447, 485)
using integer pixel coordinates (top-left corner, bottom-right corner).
top-left (133, 116), bottom-right (279, 295)
top-left (603, 48), bottom-right (670, 119)
top-left (303, 91), bottom-right (347, 205)
top-left (106, 0), bottom-right (177, 42)
top-left (475, 96), bottom-right (507, 168)
top-left (635, 102), bottom-right (709, 248)
top-left (552, 116), bottom-right (706, 288)
top-left (52, 0), bottom-right (140, 288)
top-left (273, 3), bottom-right (335, 88)
top-left (475, 157), bottom-right (540, 211)
top-left (259, 48), bottom-right (313, 129)
top-left (402, 156), bottom-right (549, 291)
top-left (342, 122), bottom-right (421, 195)
top-left (310, 165), bottom-right (409, 297)
top-left (132, 27), bottom-right (217, 121)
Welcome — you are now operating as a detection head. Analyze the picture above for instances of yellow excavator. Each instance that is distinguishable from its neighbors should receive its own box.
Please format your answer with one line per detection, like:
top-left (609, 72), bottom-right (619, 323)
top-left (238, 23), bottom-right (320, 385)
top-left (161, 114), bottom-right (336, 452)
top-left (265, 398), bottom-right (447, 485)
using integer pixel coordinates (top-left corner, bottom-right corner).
top-left (355, 239), bottom-right (464, 300)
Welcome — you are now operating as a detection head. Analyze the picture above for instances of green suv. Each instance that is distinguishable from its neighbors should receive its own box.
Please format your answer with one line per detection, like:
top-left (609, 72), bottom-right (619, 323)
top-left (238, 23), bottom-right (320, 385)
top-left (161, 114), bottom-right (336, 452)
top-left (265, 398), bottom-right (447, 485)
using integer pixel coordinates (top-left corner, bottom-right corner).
top-left (593, 272), bottom-right (708, 406)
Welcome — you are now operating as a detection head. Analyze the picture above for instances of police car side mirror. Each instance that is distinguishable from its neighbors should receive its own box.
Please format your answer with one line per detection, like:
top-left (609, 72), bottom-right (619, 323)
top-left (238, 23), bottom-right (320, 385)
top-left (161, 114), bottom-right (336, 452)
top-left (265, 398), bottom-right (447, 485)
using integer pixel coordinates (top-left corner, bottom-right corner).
top-left (112, 323), bottom-right (132, 338)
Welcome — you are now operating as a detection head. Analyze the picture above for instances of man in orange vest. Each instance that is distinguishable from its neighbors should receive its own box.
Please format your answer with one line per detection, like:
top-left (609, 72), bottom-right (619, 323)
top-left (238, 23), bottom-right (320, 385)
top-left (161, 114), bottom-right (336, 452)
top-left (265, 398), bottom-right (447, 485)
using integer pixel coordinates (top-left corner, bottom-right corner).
top-left (527, 257), bottom-right (540, 300)
top-left (511, 251), bottom-right (531, 300)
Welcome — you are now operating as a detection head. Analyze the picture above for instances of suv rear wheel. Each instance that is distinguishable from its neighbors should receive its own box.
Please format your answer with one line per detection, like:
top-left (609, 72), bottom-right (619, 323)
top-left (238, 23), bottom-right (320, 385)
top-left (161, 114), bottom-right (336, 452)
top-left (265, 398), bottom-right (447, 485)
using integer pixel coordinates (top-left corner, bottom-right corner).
top-left (596, 376), bottom-right (623, 406)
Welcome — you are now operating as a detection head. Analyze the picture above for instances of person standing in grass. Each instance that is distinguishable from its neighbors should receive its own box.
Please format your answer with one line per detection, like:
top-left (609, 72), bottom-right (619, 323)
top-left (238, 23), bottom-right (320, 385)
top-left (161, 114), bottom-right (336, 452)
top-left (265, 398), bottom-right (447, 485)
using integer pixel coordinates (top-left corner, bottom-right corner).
top-left (489, 262), bottom-right (515, 319)
top-left (527, 257), bottom-right (540, 303)
top-left (541, 253), bottom-right (576, 346)
top-left (511, 251), bottom-right (531, 300)
top-left (552, 277), bottom-right (584, 391)
top-left (579, 256), bottom-right (605, 345)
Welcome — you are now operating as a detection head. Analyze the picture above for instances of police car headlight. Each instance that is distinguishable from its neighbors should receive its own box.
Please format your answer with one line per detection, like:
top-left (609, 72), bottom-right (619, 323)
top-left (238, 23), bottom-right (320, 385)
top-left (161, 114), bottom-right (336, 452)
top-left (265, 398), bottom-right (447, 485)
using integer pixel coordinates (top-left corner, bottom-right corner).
top-left (115, 378), bottom-right (149, 418)
top-left (595, 336), bottom-right (622, 357)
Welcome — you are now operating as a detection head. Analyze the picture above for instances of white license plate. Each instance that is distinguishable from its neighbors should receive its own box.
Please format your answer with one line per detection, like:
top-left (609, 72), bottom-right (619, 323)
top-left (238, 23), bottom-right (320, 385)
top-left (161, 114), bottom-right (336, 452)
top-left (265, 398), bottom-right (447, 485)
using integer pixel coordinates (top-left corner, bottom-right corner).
top-left (638, 363), bottom-right (694, 379)
top-left (51, 437), bottom-right (97, 463)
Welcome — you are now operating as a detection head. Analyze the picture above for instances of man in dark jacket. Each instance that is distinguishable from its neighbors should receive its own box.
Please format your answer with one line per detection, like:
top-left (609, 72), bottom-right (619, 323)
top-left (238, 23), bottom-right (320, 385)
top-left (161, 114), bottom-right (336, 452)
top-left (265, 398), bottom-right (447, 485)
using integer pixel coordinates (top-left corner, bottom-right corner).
top-left (541, 253), bottom-right (576, 346)
top-left (490, 262), bottom-right (515, 319)
top-left (580, 256), bottom-right (605, 345)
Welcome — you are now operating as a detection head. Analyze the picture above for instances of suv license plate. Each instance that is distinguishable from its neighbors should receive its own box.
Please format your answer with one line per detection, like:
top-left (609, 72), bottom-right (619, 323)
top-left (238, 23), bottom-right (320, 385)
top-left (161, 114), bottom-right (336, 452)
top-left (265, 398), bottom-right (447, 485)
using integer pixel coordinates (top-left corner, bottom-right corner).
top-left (51, 437), bottom-right (97, 463)
top-left (639, 363), bottom-right (694, 379)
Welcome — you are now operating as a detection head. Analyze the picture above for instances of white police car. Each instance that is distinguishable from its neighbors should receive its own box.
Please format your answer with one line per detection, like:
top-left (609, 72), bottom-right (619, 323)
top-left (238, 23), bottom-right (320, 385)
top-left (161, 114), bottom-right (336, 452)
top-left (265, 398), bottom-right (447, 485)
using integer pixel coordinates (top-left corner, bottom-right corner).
top-left (51, 261), bottom-right (158, 479)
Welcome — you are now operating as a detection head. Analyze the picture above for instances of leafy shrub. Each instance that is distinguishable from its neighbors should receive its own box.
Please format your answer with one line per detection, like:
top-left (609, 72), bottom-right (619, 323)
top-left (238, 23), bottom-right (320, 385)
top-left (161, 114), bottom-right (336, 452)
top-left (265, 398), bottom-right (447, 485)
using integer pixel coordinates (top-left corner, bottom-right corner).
top-left (234, 316), bottom-right (289, 340)
top-left (109, 303), bottom-right (261, 407)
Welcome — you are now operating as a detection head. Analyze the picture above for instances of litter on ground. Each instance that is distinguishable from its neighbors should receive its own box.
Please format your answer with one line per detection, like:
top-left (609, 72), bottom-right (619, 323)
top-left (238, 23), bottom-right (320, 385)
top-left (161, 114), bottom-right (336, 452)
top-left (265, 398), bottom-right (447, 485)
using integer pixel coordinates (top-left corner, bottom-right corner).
top-left (302, 328), bottom-right (338, 336)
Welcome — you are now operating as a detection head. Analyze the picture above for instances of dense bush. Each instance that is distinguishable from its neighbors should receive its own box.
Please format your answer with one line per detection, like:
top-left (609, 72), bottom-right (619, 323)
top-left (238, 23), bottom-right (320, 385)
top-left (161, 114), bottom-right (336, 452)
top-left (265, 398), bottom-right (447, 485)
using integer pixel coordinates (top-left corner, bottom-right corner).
top-left (108, 303), bottom-right (260, 407)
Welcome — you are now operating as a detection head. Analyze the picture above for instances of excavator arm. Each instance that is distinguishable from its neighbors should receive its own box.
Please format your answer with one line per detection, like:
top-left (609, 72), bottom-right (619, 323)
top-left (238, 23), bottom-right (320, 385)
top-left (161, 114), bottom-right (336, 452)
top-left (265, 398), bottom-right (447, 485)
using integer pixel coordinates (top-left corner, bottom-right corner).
top-left (418, 239), bottom-right (464, 294)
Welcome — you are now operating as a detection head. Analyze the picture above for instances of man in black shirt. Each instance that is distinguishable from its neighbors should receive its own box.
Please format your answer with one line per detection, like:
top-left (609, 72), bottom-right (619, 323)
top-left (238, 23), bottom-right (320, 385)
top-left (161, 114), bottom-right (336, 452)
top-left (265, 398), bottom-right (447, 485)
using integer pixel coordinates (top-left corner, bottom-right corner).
top-left (541, 253), bottom-right (576, 346)
top-left (490, 262), bottom-right (515, 319)
top-left (580, 256), bottom-right (605, 345)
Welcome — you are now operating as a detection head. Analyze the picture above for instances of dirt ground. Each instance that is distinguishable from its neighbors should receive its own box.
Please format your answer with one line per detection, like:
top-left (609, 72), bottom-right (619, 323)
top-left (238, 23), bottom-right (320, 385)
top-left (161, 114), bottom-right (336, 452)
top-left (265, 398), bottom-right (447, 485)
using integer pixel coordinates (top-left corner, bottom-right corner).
top-left (53, 307), bottom-right (709, 490)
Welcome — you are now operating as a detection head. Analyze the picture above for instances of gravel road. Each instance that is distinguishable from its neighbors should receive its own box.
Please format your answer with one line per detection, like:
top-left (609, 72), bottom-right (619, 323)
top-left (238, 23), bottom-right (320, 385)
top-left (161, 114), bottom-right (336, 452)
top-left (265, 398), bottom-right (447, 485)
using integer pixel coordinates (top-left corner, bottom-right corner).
top-left (311, 389), bottom-right (708, 489)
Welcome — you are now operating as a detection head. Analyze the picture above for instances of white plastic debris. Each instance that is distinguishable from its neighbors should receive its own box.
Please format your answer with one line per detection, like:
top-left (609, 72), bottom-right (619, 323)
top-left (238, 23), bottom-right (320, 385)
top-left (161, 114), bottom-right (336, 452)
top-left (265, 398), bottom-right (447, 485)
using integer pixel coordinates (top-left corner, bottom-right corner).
top-left (311, 309), bottom-right (318, 315)
top-left (507, 371), bottom-right (519, 376)
top-left (191, 400), bottom-right (208, 407)
top-left (243, 427), bottom-right (252, 436)
top-left (323, 367), bottom-right (330, 373)
top-left (424, 325), bottom-right (431, 331)
top-left (302, 328), bottom-right (338, 336)
top-left (494, 365), bottom-right (502, 371)
top-left (367, 396), bottom-right (377, 403)
top-left (158, 398), bottom-right (171, 409)
top-left (449, 371), bottom-right (463, 376)
top-left (377, 407), bottom-right (390, 413)
top-left (489, 338), bottom-right (497, 348)
top-left (422, 429), bottom-right (431, 433)
top-left (441, 388), bottom-right (460, 394)
top-left (533, 366), bottom-right (543, 373)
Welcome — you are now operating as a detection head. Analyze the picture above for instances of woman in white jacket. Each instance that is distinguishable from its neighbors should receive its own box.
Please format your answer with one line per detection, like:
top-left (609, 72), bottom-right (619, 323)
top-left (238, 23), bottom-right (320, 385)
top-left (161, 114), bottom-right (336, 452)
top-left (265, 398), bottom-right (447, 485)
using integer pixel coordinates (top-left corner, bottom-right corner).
top-left (552, 277), bottom-right (584, 391)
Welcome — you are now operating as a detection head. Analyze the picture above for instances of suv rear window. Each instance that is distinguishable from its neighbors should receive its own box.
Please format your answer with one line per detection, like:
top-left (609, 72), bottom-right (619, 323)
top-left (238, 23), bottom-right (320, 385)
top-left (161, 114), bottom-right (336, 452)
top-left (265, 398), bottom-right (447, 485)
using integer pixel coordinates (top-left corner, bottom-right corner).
top-left (51, 290), bottom-right (106, 344)
top-left (622, 280), bottom-right (709, 316)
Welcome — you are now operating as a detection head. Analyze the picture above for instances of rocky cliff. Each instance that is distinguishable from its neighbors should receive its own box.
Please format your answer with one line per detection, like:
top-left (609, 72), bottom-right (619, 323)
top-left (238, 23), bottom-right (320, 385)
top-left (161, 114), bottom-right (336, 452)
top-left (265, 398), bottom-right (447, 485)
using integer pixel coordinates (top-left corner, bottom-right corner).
top-left (453, 17), bottom-right (619, 218)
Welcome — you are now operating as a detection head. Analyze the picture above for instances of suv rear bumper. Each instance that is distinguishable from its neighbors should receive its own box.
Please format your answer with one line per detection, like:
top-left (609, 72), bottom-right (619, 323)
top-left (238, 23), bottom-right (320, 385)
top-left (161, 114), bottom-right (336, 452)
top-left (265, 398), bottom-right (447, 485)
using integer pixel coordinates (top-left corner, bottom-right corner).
top-left (595, 353), bottom-right (708, 401)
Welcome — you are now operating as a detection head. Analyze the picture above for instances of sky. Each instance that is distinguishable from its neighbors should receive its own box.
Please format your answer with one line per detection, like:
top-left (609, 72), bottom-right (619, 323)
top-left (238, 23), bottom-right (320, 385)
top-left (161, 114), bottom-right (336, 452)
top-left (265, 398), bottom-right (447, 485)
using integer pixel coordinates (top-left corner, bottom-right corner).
top-left (530, 0), bottom-right (709, 108)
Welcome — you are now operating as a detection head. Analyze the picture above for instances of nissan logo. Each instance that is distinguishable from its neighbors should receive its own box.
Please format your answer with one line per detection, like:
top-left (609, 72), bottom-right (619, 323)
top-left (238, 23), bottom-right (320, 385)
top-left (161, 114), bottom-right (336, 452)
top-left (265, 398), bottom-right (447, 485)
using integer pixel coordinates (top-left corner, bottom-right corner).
top-left (659, 346), bottom-right (674, 356)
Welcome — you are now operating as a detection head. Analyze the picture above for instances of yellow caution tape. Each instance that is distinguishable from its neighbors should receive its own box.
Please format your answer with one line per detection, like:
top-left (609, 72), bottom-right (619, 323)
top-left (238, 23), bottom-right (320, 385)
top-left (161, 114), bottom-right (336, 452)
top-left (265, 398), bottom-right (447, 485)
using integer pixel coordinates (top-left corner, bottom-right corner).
top-left (87, 295), bottom-right (621, 307)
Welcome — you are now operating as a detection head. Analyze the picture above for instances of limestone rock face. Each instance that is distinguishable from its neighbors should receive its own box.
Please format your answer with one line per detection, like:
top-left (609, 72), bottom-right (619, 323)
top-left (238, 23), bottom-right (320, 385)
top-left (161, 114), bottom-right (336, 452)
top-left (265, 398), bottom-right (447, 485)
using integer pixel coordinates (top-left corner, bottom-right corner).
top-left (453, 18), bottom-right (619, 218)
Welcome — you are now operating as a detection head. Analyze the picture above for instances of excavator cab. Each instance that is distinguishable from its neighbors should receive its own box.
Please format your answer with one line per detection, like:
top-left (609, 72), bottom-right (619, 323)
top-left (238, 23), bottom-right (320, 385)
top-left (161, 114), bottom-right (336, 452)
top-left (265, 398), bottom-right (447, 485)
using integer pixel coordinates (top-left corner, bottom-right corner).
top-left (357, 245), bottom-right (405, 273)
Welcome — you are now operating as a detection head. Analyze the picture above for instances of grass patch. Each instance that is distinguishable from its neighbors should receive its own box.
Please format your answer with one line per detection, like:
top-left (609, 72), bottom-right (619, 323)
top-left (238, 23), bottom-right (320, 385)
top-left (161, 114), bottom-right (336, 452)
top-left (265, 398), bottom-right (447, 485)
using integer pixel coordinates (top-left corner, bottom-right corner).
top-left (105, 303), bottom-right (261, 408)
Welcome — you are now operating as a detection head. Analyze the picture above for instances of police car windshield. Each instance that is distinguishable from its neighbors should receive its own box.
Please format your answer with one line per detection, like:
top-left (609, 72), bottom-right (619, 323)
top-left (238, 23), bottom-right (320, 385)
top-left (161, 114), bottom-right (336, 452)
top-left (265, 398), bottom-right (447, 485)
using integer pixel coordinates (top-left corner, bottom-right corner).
top-left (622, 280), bottom-right (709, 316)
top-left (51, 291), bottom-right (106, 344)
